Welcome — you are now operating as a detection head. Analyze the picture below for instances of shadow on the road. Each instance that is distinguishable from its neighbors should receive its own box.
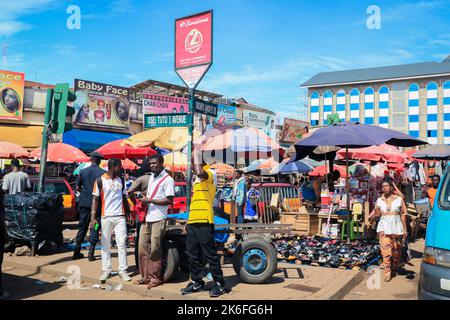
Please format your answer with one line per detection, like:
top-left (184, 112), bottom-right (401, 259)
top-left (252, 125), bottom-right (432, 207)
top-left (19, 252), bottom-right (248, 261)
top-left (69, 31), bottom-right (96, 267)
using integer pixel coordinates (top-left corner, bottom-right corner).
top-left (2, 273), bottom-right (63, 300)
top-left (410, 249), bottom-right (423, 259)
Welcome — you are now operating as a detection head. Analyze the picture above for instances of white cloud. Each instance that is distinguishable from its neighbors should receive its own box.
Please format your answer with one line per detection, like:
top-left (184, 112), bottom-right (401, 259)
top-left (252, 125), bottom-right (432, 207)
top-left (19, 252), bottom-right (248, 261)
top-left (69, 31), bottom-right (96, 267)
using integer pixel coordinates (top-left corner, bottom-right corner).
top-left (383, 0), bottom-right (449, 22)
top-left (0, 0), bottom-right (58, 37)
top-left (143, 52), bottom-right (173, 64)
top-left (52, 44), bottom-right (77, 56)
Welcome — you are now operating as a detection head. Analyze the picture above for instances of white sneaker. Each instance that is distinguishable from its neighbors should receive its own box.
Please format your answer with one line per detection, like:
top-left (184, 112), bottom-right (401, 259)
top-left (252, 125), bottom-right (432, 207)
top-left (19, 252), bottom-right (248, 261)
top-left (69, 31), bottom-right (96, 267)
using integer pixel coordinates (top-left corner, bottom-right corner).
top-left (119, 272), bottom-right (132, 282)
top-left (100, 272), bottom-right (111, 283)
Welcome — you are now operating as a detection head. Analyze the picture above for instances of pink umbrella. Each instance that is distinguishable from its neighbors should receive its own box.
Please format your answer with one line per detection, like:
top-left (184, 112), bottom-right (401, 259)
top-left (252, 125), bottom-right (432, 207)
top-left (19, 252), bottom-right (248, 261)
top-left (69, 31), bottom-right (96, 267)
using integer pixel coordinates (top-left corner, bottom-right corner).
top-left (0, 142), bottom-right (29, 158)
top-left (336, 143), bottom-right (407, 163)
top-left (95, 139), bottom-right (156, 160)
top-left (31, 143), bottom-right (89, 163)
top-left (309, 164), bottom-right (348, 178)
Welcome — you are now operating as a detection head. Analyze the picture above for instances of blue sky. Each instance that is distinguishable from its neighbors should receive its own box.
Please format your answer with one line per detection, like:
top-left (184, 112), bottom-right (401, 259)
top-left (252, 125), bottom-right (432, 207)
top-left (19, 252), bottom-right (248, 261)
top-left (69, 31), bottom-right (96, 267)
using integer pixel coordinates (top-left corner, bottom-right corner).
top-left (1, 0), bottom-right (450, 121)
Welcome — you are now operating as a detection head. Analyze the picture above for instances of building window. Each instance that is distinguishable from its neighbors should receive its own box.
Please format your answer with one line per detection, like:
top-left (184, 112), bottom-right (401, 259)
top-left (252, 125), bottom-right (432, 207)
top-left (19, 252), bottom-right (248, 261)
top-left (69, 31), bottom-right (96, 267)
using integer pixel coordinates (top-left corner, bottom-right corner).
top-left (408, 83), bottom-right (420, 138)
top-left (427, 82), bottom-right (438, 144)
top-left (310, 91), bottom-right (319, 126)
top-left (323, 90), bottom-right (333, 125)
top-left (350, 88), bottom-right (360, 122)
top-left (378, 86), bottom-right (389, 128)
top-left (443, 81), bottom-right (450, 144)
top-left (336, 90), bottom-right (346, 121)
top-left (363, 87), bottom-right (374, 125)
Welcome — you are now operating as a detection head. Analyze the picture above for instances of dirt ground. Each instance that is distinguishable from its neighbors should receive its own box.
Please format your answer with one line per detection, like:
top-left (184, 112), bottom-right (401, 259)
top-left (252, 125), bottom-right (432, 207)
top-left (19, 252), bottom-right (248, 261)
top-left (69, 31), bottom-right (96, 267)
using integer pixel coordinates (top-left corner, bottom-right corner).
top-left (1, 267), bottom-right (157, 300)
top-left (343, 238), bottom-right (424, 300)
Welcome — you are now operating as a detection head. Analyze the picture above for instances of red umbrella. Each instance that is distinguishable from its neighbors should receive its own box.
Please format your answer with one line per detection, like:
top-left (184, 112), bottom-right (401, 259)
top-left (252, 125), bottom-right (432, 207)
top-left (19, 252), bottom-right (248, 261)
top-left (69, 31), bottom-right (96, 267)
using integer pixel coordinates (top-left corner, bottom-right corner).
top-left (336, 144), bottom-right (407, 163)
top-left (0, 142), bottom-right (29, 159)
top-left (95, 139), bottom-right (157, 159)
top-left (309, 164), bottom-right (348, 178)
top-left (30, 143), bottom-right (89, 163)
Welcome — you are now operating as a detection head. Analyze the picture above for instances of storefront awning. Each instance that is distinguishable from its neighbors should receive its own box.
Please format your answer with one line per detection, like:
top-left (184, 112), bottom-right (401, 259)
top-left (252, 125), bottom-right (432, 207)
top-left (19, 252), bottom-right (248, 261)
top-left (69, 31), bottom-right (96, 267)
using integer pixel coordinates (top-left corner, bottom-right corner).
top-left (63, 129), bottom-right (131, 153)
top-left (0, 125), bottom-right (43, 150)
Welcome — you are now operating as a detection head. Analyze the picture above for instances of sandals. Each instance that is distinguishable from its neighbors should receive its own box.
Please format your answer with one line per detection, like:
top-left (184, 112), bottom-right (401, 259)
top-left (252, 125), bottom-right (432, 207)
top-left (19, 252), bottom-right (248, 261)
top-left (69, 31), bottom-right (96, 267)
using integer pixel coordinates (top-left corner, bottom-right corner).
top-left (135, 279), bottom-right (150, 285)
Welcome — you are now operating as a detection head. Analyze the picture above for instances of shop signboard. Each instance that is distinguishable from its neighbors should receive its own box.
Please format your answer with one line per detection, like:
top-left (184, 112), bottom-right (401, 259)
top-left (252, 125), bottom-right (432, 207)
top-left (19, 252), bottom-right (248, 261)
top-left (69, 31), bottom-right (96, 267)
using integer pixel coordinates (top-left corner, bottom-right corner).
top-left (194, 98), bottom-right (218, 117)
top-left (281, 118), bottom-right (309, 143)
top-left (242, 109), bottom-right (276, 139)
top-left (175, 10), bottom-right (213, 89)
top-left (144, 113), bottom-right (188, 128)
top-left (0, 70), bottom-right (25, 121)
top-left (142, 92), bottom-right (189, 115)
top-left (73, 79), bottom-right (131, 130)
top-left (195, 104), bottom-right (237, 134)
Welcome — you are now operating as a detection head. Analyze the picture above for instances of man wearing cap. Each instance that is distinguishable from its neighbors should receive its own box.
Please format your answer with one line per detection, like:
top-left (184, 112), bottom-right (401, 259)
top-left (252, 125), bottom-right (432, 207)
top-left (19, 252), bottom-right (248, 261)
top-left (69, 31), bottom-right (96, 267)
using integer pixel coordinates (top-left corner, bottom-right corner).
top-left (2, 158), bottom-right (31, 195)
top-left (73, 152), bottom-right (106, 261)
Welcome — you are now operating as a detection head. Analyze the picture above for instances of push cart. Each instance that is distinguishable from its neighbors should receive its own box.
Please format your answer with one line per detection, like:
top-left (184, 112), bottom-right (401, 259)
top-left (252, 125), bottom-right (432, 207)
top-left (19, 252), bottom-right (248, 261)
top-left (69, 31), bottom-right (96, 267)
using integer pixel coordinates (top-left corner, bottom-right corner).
top-left (159, 220), bottom-right (293, 284)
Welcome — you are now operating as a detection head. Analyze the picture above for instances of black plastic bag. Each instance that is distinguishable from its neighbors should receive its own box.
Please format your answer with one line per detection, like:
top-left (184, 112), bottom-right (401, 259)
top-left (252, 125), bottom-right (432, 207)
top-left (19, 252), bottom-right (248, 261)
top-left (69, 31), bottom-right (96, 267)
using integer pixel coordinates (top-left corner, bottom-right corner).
top-left (3, 192), bottom-right (64, 251)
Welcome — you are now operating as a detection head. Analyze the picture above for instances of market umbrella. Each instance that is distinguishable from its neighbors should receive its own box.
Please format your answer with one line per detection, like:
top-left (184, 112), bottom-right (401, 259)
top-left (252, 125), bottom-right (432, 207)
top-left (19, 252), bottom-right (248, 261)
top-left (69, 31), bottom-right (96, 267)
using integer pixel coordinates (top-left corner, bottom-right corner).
top-left (309, 164), bottom-right (348, 178)
top-left (30, 143), bottom-right (89, 163)
top-left (337, 143), bottom-right (407, 163)
top-left (210, 163), bottom-right (235, 175)
top-left (124, 128), bottom-right (201, 151)
top-left (73, 159), bottom-right (139, 175)
top-left (163, 151), bottom-right (188, 171)
top-left (242, 159), bottom-right (266, 173)
top-left (95, 139), bottom-right (156, 160)
top-left (269, 158), bottom-right (314, 175)
top-left (293, 121), bottom-right (426, 242)
top-left (412, 144), bottom-right (450, 160)
top-left (0, 141), bottom-right (30, 159)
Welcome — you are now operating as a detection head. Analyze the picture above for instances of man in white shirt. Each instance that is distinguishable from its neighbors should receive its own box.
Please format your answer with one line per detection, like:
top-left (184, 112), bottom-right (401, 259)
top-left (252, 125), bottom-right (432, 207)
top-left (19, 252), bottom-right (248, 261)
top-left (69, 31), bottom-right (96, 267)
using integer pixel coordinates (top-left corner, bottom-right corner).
top-left (129, 154), bottom-right (174, 289)
top-left (91, 158), bottom-right (132, 283)
top-left (2, 159), bottom-right (31, 195)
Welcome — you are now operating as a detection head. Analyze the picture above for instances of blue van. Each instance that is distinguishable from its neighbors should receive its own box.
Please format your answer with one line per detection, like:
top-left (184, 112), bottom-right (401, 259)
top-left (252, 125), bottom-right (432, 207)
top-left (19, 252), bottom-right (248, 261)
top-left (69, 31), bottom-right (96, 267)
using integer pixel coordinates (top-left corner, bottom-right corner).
top-left (419, 168), bottom-right (450, 300)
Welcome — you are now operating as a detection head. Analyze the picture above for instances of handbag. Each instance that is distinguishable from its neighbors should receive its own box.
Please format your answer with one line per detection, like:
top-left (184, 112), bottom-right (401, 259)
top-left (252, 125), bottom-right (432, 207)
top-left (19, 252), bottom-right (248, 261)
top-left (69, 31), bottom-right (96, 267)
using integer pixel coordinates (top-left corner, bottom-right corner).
top-left (137, 175), bottom-right (170, 223)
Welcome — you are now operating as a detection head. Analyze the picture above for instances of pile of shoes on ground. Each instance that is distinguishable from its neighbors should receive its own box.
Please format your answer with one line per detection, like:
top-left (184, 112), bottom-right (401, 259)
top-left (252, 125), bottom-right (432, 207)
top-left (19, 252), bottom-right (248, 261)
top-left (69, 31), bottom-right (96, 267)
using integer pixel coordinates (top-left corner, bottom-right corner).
top-left (272, 236), bottom-right (381, 270)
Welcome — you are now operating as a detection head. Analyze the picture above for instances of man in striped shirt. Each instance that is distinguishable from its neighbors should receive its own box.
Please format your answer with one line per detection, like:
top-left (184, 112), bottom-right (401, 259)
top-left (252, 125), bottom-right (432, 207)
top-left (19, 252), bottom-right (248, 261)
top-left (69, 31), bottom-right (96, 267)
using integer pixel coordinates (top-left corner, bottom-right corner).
top-left (91, 158), bottom-right (132, 283)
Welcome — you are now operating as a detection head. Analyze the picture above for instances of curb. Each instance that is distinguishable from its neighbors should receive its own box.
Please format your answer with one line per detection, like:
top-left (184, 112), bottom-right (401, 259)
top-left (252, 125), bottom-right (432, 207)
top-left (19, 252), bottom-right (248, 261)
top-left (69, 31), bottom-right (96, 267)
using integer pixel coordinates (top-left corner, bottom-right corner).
top-left (307, 270), bottom-right (366, 300)
top-left (3, 260), bottom-right (198, 301)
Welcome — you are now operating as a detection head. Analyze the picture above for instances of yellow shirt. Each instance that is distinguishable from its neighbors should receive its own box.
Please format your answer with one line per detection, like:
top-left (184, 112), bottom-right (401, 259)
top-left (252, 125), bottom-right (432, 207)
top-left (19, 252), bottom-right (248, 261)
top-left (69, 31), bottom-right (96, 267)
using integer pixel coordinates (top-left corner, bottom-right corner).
top-left (188, 166), bottom-right (216, 224)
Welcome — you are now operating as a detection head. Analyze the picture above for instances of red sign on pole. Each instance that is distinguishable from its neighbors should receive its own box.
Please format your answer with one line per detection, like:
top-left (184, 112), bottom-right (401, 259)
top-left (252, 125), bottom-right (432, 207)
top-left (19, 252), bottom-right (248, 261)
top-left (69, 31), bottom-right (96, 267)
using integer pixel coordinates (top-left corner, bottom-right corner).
top-left (175, 10), bottom-right (213, 89)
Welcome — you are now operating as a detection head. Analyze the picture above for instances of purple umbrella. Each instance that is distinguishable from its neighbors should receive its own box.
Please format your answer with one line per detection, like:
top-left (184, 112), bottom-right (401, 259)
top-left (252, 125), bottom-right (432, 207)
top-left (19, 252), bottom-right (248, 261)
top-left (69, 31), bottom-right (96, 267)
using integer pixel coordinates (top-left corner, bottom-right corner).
top-left (293, 122), bottom-right (427, 242)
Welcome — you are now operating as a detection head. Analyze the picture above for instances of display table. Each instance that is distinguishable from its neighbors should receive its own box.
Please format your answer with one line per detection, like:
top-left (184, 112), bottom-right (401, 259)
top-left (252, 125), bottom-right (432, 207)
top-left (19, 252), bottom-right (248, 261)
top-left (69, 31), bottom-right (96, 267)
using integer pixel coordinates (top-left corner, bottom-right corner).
top-left (280, 211), bottom-right (320, 235)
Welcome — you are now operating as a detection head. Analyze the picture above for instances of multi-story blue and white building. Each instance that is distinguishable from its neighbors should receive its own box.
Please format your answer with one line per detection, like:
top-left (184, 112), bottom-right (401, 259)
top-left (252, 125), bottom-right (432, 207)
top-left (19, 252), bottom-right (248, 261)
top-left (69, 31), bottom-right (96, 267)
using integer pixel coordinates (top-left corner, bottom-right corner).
top-left (302, 56), bottom-right (450, 145)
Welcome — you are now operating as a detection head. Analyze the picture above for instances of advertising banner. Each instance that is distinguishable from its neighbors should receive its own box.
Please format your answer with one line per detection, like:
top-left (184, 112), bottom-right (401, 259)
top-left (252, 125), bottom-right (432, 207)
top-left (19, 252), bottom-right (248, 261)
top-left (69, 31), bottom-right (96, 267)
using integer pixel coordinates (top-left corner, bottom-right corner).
top-left (73, 79), bottom-right (131, 130)
top-left (142, 93), bottom-right (188, 115)
top-left (0, 70), bottom-right (25, 121)
top-left (242, 109), bottom-right (276, 139)
top-left (281, 118), bottom-right (309, 143)
top-left (195, 104), bottom-right (237, 134)
top-left (175, 10), bottom-right (213, 89)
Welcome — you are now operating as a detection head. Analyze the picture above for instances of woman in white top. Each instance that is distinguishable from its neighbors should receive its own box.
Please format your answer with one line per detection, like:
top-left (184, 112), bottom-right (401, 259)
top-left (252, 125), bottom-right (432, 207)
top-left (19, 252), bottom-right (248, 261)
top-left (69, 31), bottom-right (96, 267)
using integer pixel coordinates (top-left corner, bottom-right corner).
top-left (369, 179), bottom-right (408, 282)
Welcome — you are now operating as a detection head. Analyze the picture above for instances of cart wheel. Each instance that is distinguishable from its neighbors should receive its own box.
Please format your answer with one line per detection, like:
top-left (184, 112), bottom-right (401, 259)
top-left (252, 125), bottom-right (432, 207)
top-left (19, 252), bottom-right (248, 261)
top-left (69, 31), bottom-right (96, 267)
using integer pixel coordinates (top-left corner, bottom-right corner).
top-left (232, 238), bottom-right (277, 284)
top-left (162, 245), bottom-right (180, 283)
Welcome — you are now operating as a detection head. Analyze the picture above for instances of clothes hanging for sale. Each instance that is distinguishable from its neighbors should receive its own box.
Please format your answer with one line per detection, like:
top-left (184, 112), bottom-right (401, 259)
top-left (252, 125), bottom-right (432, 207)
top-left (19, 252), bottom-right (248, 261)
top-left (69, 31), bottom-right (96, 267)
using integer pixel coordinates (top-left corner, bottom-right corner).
top-left (419, 162), bottom-right (426, 186)
top-left (435, 161), bottom-right (443, 177)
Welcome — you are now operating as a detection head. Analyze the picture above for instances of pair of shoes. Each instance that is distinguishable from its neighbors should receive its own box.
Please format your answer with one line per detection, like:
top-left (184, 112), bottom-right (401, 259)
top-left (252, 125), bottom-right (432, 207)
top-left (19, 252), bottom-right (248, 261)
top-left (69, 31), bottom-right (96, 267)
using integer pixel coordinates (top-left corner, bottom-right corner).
top-left (0, 291), bottom-right (11, 299)
top-left (135, 279), bottom-right (150, 285)
top-left (119, 272), bottom-right (132, 282)
top-left (209, 282), bottom-right (226, 298)
top-left (147, 282), bottom-right (162, 289)
top-left (100, 272), bottom-right (112, 283)
top-left (72, 251), bottom-right (84, 260)
top-left (181, 281), bottom-right (206, 295)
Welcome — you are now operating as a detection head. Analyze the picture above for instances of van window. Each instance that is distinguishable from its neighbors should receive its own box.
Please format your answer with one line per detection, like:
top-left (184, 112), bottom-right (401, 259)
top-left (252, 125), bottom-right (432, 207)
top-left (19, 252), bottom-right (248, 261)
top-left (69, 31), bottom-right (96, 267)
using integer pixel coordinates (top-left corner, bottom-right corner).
top-left (32, 181), bottom-right (70, 195)
top-left (439, 172), bottom-right (450, 210)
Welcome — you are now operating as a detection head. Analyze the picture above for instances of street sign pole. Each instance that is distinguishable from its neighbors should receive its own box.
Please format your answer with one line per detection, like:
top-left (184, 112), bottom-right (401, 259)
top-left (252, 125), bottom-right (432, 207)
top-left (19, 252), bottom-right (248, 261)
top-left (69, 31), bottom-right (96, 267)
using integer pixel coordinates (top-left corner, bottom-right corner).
top-left (38, 88), bottom-right (53, 193)
top-left (186, 88), bottom-right (196, 210)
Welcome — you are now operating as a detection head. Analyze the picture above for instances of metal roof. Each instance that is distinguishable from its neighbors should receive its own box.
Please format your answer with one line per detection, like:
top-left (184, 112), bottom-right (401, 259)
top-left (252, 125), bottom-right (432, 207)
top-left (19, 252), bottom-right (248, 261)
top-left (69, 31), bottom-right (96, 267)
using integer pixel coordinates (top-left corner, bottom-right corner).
top-left (301, 58), bottom-right (450, 88)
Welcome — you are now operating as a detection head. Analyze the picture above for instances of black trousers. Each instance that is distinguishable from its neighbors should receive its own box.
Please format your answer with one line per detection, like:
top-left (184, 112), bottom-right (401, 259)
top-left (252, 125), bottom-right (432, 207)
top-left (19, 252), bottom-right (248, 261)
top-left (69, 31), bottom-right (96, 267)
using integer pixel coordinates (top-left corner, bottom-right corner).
top-left (0, 219), bottom-right (4, 291)
top-left (186, 224), bottom-right (224, 285)
top-left (75, 207), bottom-right (100, 248)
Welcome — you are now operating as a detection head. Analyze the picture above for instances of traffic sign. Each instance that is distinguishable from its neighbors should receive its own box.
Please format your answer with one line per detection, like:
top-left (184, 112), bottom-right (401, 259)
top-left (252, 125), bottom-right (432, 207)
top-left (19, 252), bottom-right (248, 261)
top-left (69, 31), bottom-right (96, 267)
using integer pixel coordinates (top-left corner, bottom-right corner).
top-left (144, 113), bottom-right (188, 128)
top-left (194, 98), bottom-right (218, 117)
